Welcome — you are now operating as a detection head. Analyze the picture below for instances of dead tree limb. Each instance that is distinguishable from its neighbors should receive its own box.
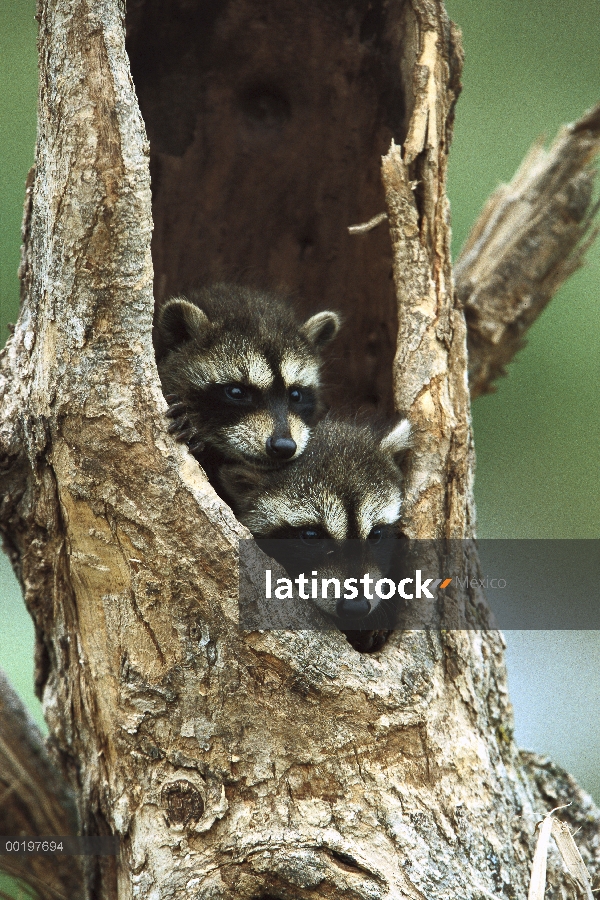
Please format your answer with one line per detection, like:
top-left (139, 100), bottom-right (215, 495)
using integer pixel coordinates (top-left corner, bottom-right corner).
top-left (351, 102), bottom-right (600, 401)
top-left (455, 102), bottom-right (600, 398)
top-left (0, 669), bottom-right (82, 900)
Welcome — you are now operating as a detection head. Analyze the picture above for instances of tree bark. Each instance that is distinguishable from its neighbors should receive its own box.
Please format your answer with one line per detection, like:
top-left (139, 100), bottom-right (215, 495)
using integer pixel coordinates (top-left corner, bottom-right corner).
top-left (1, 2), bottom-right (599, 900)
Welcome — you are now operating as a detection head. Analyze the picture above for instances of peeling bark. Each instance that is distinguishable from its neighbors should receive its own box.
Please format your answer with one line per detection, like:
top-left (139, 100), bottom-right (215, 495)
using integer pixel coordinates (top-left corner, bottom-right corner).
top-left (1, 2), bottom-right (599, 900)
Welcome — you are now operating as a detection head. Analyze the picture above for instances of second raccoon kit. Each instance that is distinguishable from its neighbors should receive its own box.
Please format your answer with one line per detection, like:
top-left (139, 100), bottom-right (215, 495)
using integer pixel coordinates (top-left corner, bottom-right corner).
top-left (156, 284), bottom-right (340, 483)
top-left (221, 417), bottom-right (412, 646)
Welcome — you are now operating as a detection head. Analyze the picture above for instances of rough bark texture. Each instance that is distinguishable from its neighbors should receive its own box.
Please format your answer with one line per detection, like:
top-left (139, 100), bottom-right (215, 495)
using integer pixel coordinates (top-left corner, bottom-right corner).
top-left (455, 102), bottom-right (600, 399)
top-left (1, 2), bottom-right (599, 900)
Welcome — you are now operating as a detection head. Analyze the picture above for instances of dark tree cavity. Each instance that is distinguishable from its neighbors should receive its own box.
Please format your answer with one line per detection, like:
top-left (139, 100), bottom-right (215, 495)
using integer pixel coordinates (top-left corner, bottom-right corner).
top-left (127, 0), bottom-right (411, 415)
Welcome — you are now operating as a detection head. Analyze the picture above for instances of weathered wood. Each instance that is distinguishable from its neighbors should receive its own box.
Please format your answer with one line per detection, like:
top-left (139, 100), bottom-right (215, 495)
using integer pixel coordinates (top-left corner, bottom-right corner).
top-left (1, 2), bottom-right (599, 900)
top-left (455, 102), bottom-right (600, 399)
top-left (0, 669), bottom-right (82, 900)
top-left (349, 101), bottom-right (600, 402)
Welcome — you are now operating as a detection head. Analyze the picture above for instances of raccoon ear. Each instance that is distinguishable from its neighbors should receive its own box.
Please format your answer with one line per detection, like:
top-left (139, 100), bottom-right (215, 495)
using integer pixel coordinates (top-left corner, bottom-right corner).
top-left (299, 311), bottom-right (341, 349)
top-left (158, 298), bottom-right (211, 350)
top-left (379, 419), bottom-right (412, 464)
top-left (218, 464), bottom-right (270, 511)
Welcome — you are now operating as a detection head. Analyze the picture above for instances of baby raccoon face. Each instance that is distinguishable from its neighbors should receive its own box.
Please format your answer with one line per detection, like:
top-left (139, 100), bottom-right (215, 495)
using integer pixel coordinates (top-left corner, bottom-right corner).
top-left (156, 291), bottom-right (340, 465)
top-left (182, 336), bottom-right (319, 463)
top-left (221, 418), bottom-right (412, 620)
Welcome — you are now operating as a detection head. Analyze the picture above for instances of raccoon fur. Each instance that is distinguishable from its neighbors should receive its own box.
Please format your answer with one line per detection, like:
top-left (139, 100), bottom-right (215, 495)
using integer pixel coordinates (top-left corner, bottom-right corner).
top-left (220, 417), bottom-right (412, 651)
top-left (156, 284), bottom-right (340, 483)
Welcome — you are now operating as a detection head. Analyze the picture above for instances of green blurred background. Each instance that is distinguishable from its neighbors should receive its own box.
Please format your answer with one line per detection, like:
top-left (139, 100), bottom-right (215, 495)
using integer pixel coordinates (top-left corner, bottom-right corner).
top-left (0, 5), bottom-right (599, 882)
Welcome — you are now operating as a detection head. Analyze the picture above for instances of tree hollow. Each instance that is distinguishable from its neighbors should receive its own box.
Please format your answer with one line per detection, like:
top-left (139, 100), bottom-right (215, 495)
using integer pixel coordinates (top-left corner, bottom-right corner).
top-left (126, 0), bottom-right (411, 415)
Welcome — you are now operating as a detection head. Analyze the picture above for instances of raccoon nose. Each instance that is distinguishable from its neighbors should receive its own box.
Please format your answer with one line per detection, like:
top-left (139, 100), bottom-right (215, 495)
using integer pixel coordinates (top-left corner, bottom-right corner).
top-left (266, 436), bottom-right (297, 460)
top-left (336, 597), bottom-right (371, 620)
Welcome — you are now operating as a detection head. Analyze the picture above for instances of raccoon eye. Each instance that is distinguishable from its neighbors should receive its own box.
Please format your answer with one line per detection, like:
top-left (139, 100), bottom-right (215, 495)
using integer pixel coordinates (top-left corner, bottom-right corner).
top-left (299, 527), bottom-right (320, 542)
top-left (224, 384), bottom-right (249, 401)
top-left (368, 526), bottom-right (382, 543)
top-left (289, 388), bottom-right (303, 403)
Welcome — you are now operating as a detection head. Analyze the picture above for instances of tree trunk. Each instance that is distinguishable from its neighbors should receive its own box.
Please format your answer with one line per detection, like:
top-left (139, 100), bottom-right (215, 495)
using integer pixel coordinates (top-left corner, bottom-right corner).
top-left (1, 2), bottom-right (599, 899)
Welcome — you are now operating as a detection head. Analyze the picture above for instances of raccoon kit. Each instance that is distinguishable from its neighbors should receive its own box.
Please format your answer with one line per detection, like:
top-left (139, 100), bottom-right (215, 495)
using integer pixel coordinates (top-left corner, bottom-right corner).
top-left (156, 284), bottom-right (340, 483)
top-left (220, 417), bottom-right (412, 651)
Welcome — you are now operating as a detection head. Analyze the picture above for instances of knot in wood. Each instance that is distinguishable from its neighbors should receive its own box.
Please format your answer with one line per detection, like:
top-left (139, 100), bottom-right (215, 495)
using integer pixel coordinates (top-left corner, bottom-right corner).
top-left (161, 779), bottom-right (205, 827)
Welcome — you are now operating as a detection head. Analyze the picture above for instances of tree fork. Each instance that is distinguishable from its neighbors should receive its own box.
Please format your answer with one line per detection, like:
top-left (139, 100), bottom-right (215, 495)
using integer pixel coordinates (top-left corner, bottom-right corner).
top-left (0, 2), bottom-right (599, 899)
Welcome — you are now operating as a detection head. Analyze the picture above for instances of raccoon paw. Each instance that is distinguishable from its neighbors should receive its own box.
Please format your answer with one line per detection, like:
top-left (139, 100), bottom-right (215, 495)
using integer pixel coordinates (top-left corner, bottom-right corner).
top-left (165, 401), bottom-right (188, 419)
top-left (165, 395), bottom-right (190, 434)
top-left (167, 417), bottom-right (190, 435)
top-left (165, 397), bottom-right (204, 455)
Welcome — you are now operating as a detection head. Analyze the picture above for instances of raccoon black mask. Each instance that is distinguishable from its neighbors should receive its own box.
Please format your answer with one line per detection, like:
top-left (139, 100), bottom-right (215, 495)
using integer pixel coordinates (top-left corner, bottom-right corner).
top-left (220, 417), bottom-right (412, 627)
top-left (155, 284), bottom-right (340, 476)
